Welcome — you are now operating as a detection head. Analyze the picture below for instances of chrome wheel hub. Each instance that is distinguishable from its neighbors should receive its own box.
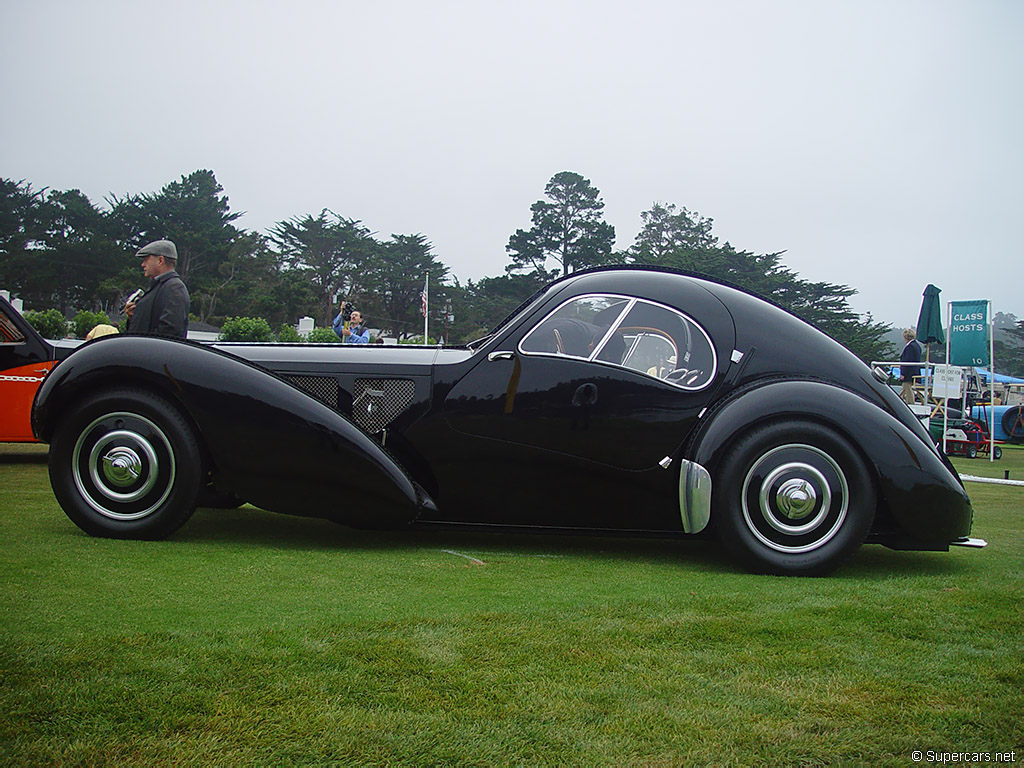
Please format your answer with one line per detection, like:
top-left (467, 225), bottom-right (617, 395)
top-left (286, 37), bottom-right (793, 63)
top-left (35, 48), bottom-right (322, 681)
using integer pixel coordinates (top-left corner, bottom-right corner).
top-left (776, 478), bottom-right (817, 520)
top-left (101, 446), bottom-right (142, 487)
top-left (742, 444), bottom-right (848, 554)
top-left (72, 412), bottom-right (175, 521)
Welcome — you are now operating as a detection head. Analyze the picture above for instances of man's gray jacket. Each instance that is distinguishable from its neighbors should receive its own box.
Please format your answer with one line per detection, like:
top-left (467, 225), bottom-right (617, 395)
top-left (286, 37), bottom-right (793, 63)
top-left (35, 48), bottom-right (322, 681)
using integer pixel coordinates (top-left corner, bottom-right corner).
top-left (127, 271), bottom-right (190, 339)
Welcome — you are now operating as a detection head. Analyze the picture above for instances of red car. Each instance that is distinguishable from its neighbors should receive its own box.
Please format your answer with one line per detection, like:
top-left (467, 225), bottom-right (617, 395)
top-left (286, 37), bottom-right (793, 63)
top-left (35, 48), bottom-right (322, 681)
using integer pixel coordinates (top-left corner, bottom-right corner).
top-left (0, 296), bottom-right (77, 442)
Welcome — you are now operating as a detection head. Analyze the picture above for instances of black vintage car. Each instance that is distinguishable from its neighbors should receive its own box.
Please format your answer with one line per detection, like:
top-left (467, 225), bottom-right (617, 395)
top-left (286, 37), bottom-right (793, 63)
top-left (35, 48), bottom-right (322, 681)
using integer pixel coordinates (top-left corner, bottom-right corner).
top-left (31, 267), bottom-right (982, 575)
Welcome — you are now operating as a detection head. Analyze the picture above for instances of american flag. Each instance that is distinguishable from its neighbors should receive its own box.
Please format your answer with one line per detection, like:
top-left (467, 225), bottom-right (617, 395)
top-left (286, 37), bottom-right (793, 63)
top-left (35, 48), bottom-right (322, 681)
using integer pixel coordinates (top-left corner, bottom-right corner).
top-left (420, 279), bottom-right (428, 317)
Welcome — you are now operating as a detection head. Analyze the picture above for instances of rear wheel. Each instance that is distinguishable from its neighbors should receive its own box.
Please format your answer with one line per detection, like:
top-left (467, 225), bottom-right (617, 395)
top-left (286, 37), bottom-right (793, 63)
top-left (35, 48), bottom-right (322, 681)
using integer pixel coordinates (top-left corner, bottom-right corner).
top-left (49, 388), bottom-right (202, 539)
top-left (714, 421), bottom-right (874, 576)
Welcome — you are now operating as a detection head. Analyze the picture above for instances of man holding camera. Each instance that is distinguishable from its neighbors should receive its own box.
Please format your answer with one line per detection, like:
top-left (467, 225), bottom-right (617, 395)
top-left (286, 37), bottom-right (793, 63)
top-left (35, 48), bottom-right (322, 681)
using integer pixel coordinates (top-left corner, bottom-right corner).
top-left (125, 239), bottom-right (190, 339)
top-left (332, 301), bottom-right (370, 344)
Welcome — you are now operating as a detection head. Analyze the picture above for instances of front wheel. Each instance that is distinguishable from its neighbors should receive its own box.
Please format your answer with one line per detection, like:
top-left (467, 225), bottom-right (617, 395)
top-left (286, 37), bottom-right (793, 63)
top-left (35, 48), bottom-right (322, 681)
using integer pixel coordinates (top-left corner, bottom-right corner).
top-left (713, 421), bottom-right (874, 576)
top-left (49, 388), bottom-right (202, 539)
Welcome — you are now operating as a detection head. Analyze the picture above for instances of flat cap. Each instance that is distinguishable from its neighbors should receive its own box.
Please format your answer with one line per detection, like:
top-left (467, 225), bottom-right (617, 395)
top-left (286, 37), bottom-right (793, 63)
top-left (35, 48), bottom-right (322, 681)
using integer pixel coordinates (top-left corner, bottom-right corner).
top-left (136, 239), bottom-right (178, 261)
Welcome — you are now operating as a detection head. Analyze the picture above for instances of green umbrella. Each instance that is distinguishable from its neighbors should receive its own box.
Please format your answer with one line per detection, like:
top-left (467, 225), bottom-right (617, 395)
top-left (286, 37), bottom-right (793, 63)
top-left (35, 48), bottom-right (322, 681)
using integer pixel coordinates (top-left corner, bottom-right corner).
top-left (916, 284), bottom-right (945, 345)
top-left (915, 284), bottom-right (944, 402)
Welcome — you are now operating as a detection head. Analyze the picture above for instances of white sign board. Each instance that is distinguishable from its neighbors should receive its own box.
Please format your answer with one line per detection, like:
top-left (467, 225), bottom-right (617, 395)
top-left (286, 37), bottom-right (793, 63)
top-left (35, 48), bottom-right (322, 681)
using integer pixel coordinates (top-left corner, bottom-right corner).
top-left (933, 365), bottom-right (964, 399)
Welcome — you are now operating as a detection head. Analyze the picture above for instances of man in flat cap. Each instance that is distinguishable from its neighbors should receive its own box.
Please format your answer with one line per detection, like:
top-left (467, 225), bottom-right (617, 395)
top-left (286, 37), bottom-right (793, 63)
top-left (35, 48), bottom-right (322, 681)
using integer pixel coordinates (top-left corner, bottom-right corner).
top-left (125, 239), bottom-right (190, 339)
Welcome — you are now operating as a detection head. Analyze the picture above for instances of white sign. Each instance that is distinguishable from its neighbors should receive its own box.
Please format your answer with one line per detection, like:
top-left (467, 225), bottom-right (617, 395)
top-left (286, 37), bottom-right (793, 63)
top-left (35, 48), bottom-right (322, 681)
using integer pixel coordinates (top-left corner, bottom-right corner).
top-left (933, 365), bottom-right (964, 399)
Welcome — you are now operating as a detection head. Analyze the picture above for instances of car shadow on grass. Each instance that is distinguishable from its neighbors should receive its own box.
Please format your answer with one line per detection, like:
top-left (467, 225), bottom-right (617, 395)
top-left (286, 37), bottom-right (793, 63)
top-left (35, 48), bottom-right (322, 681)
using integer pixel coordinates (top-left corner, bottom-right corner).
top-left (48, 503), bottom-right (975, 577)
top-left (175, 504), bottom-right (976, 577)
top-left (0, 446), bottom-right (48, 463)
top-left (841, 543), bottom-right (975, 578)
top-left (177, 504), bottom-right (734, 571)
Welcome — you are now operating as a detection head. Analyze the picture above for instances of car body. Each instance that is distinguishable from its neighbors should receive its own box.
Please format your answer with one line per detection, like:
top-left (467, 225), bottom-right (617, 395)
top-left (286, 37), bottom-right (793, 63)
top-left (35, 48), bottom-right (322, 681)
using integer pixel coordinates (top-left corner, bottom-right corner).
top-left (0, 296), bottom-right (78, 442)
top-left (31, 267), bottom-right (982, 574)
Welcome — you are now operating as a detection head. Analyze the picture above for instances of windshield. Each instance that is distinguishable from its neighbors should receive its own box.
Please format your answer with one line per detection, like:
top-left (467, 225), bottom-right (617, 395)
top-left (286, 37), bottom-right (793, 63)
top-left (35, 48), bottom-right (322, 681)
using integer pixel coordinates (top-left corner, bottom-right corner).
top-left (466, 283), bottom-right (556, 351)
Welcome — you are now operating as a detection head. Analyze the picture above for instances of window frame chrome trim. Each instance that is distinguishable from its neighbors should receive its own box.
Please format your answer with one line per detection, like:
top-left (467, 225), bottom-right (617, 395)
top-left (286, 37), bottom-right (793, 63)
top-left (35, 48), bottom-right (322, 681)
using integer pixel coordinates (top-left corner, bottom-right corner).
top-left (516, 292), bottom-right (719, 391)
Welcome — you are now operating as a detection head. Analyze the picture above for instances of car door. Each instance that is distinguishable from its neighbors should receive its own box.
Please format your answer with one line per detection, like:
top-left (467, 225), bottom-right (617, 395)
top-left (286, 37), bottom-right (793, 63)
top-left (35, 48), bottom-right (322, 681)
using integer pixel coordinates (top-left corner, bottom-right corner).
top-left (0, 298), bottom-right (56, 442)
top-left (439, 292), bottom-right (734, 529)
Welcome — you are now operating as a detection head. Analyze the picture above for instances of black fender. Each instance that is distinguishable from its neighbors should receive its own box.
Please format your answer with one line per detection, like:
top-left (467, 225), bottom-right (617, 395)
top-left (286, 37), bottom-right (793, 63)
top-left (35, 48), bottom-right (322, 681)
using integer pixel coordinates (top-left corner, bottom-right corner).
top-left (32, 335), bottom-right (434, 526)
top-left (686, 380), bottom-right (973, 544)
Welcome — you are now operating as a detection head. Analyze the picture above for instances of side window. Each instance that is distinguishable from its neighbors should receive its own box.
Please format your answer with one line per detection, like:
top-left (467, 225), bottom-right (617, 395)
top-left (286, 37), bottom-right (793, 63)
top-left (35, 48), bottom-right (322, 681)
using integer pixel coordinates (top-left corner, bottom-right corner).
top-left (520, 294), bottom-right (717, 390)
top-left (0, 306), bottom-right (26, 344)
top-left (602, 300), bottom-right (717, 389)
top-left (520, 296), bottom-right (629, 358)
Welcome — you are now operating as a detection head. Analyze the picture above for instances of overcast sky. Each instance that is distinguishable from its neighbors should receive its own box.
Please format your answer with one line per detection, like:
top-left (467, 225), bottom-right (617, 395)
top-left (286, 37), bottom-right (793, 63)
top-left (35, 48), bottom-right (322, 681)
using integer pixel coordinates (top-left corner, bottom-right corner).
top-left (3, 0), bottom-right (1021, 327)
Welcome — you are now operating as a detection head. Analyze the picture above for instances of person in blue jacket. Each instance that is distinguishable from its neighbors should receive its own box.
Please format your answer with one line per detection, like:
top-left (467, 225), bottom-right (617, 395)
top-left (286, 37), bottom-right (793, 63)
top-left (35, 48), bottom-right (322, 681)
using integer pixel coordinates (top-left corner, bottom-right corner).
top-left (333, 305), bottom-right (370, 344)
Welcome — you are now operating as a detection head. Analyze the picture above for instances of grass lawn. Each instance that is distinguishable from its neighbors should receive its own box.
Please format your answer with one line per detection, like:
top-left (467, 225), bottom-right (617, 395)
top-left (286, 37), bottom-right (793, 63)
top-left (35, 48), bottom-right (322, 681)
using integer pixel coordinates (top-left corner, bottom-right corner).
top-left (1, 442), bottom-right (1022, 766)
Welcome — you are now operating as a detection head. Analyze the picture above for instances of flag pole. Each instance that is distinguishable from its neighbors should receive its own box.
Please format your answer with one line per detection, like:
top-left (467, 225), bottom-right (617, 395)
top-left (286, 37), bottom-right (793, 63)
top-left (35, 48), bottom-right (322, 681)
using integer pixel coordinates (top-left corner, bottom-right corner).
top-left (943, 301), bottom-right (951, 456)
top-left (423, 274), bottom-right (429, 343)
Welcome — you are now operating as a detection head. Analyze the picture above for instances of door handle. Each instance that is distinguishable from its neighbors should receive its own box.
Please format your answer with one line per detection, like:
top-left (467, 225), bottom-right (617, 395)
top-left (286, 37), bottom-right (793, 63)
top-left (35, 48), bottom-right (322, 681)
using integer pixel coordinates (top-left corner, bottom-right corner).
top-left (488, 351), bottom-right (514, 361)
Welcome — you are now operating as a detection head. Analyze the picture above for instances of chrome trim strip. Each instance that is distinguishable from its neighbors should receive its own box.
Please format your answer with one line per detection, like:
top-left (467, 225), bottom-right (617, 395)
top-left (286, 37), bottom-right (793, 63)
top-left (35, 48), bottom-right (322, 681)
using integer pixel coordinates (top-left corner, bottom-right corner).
top-left (516, 293), bottom-right (719, 391)
top-left (589, 297), bottom-right (637, 360)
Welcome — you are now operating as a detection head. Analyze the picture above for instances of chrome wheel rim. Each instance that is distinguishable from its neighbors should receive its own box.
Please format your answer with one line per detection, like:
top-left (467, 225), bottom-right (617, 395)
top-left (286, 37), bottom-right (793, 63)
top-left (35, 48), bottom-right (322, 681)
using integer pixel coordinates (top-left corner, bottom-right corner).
top-left (741, 443), bottom-right (848, 554)
top-left (72, 411), bottom-right (176, 520)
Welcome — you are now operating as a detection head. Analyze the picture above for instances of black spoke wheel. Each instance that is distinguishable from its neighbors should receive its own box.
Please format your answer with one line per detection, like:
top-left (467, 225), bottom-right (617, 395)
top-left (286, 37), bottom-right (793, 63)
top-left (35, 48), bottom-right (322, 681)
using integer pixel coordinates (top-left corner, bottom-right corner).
top-left (714, 421), bottom-right (874, 575)
top-left (49, 388), bottom-right (202, 539)
top-left (1002, 406), bottom-right (1024, 442)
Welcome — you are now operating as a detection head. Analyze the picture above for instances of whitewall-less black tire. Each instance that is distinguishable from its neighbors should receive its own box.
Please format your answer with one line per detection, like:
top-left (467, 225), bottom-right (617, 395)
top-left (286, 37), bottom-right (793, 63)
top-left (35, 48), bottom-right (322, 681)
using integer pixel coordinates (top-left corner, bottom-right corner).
top-left (49, 388), bottom-right (202, 539)
top-left (713, 421), bottom-right (874, 576)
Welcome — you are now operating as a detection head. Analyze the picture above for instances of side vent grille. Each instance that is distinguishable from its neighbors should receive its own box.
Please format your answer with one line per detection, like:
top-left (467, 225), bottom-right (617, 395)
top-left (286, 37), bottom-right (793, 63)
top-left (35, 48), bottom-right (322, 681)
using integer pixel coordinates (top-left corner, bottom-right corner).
top-left (353, 378), bottom-right (415, 433)
top-left (282, 375), bottom-right (340, 410)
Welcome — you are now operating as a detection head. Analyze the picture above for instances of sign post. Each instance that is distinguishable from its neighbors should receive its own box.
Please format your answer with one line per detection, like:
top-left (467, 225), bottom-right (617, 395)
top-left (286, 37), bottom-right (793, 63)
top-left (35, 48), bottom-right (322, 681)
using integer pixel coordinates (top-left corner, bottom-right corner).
top-left (933, 365), bottom-right (964, 400)
top-left (947, 300), bottom-right (996, 461)
top-left (935, 364), bottom-right (964, 455)
top-left (948, 300), bottom-right (989, 367)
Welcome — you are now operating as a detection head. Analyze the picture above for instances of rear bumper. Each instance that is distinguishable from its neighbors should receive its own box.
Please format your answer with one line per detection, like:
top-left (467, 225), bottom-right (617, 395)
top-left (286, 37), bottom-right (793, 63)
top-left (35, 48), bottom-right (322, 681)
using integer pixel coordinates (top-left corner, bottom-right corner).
top-left (950, 537), bottom-right (988, 549)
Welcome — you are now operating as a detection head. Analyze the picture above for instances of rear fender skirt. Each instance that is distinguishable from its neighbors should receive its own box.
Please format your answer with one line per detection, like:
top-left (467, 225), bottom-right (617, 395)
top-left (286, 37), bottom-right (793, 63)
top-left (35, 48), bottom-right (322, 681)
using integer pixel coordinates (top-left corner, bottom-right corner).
top-left (678, 458), bottom-right (712, 534)
top-left (32, 336), bottom-right (431, 525)
top-left (687, 380), bottom-right (973, 543)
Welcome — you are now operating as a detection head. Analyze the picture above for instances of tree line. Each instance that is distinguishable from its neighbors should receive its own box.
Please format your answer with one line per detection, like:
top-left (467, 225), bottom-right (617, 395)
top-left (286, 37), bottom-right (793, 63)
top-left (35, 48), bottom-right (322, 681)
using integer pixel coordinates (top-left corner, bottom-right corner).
top-left (2, 168), bottom-right (902, 361)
